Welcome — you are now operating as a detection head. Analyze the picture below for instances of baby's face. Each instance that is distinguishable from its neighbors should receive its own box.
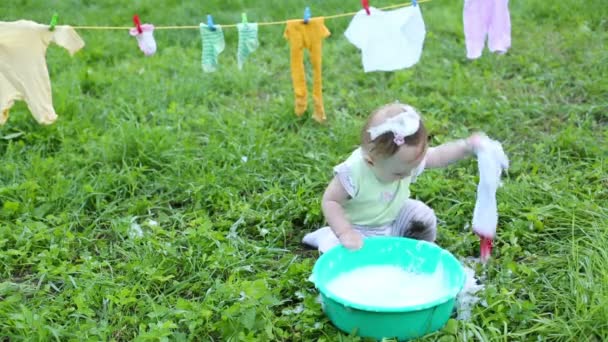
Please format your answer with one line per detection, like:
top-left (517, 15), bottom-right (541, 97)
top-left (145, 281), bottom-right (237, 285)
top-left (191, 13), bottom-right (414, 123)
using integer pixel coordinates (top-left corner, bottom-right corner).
top-left (369, 144), bottom-right (427, 183)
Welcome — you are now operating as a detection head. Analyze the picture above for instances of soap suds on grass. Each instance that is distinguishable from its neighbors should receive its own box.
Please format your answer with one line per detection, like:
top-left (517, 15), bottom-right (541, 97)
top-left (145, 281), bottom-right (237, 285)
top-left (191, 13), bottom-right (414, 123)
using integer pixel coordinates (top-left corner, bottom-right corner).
top-left (326, 265), bottom-right (450, 308)
top-left (128, 221), bottom-right (144, 238)
top-left (456, 258), bottom-right (486, 320)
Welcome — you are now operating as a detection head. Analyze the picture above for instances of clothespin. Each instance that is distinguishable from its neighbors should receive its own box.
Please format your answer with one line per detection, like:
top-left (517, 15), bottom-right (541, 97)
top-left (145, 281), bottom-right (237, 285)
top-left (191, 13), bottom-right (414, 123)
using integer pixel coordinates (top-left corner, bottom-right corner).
top-left (241, 13), bottom-right (248, 25)
top-left (133, 14), bottom-right (143, 34)
top-left (412, 0), bottom-right (418, 7)
top-left (49, 12), bottom-right (58, 31)
top-left (362, 0), bottom-right (371, 15)
top-left (303, 7), bottom-right (311, 24)
top-left (207, 14), bottom-right (216, 31)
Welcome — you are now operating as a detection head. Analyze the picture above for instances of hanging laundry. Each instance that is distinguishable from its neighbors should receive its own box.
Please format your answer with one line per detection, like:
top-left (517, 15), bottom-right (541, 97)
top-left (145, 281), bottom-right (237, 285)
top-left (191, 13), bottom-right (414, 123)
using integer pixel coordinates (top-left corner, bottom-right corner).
top-left (236, 23), bottom-right (259, 70)
top-left (0, 20), bottom-right (84, 125)
top-left (199, 24), bottom-right (225, 72)
top-left (129, 23), bottom-right (157, 56)
top-left (283, 17), bottom-right (330, 123)
top-left (471, 135), bottom-right (509, 263)
top-left (344, 5), bottom-right (426, 72)
top-left (463, 0), bottom-right (511, 59)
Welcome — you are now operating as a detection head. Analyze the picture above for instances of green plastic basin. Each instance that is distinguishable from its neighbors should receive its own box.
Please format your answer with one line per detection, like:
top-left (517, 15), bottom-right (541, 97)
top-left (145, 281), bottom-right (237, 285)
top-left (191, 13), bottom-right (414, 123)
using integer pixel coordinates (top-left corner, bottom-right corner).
top-left (310, 237), bottom-right (465, 341)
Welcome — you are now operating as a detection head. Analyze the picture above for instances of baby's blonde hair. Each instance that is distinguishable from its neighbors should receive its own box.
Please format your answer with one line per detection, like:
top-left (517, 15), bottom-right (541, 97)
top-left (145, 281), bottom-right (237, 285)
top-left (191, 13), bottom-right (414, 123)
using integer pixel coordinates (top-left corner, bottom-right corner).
top-left (361, 103), bottom-right (428, 159)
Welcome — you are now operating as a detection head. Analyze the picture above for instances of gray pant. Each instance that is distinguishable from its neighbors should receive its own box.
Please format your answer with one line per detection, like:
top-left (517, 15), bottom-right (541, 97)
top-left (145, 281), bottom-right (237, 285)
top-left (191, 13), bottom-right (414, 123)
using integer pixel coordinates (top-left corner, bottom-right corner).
top-left (304, 199), bottom-right (437, 253)
top-left (355, 199), bottom-right (437, 242)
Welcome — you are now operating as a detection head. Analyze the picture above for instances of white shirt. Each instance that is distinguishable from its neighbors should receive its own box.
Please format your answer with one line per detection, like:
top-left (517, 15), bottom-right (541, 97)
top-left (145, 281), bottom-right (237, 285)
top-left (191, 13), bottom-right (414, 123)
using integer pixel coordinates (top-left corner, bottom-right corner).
top-left (344, 6), bottom-right (426, 72)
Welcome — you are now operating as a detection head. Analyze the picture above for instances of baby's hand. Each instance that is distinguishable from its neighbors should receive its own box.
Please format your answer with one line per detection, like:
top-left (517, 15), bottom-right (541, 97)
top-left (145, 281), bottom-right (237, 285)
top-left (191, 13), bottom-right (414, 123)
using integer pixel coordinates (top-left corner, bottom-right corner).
top-left (466, 132), bottom-right (488, 153)
top-left (338, 230), bottom-right (363, 250)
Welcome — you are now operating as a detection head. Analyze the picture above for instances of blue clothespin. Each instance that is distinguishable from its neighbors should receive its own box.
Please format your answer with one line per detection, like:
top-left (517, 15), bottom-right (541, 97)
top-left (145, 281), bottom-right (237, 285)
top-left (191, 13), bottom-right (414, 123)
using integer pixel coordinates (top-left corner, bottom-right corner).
top-left (49, 12), bottom-right (58, 31)
top-left (242, 13), bottom-right (248, 25)
top-left (412, 0), bottom-right (418, 7)
top-left (207, 14), bottom-right (216, 30)
top-left (303, 7), bottom-right (311, 24)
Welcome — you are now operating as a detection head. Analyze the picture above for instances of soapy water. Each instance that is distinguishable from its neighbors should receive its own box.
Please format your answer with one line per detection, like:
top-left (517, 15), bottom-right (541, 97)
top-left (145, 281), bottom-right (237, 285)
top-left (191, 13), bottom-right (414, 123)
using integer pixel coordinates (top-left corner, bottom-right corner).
top-left (325, 265), bottom-right (450, 308)
top-left (322, 260), bottom-right (485, 318)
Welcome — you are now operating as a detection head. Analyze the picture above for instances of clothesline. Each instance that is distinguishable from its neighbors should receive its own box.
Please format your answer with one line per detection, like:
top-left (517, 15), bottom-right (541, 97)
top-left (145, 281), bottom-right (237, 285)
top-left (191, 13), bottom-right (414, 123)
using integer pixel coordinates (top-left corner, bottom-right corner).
top-left (2, 0), bottom-right (511, 127)
top-left (72, 0), bottom-right (431, 30)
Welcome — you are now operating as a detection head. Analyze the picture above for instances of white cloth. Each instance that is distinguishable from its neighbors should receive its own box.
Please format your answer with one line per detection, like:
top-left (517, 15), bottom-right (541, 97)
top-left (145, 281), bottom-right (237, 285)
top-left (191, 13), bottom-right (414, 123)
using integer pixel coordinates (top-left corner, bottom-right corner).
top-left (472, 136), bottom-right (509, 238)
top-left (344, 6), bottom-right (426, 72)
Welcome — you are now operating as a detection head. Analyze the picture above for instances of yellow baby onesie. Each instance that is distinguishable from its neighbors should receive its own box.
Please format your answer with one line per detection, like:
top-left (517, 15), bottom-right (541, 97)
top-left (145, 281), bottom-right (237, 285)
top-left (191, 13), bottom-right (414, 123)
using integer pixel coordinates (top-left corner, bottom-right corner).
top-left (284, 17), bottom-right (330, 123)
top-left (0, 20), bottom-right (85, 125)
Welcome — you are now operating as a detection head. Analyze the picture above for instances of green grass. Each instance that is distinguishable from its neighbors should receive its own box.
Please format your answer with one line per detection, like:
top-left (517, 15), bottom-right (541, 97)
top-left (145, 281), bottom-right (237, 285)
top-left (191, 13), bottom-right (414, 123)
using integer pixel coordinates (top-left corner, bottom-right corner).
top-left (1, 0), bottom-right (607, 340)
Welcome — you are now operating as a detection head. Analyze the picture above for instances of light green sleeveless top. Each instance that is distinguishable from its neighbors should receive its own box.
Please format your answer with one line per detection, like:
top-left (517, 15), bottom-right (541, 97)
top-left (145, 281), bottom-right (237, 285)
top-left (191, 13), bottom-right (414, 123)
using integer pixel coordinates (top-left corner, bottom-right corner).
top-left (334, 148), bottom-right (423, 227)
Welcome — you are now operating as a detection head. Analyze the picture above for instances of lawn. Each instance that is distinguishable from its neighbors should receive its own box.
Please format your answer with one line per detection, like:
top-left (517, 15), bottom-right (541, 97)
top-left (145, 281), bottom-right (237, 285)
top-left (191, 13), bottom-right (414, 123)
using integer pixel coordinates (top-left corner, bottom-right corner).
top-left (1, 0), bottom-right (607, 340)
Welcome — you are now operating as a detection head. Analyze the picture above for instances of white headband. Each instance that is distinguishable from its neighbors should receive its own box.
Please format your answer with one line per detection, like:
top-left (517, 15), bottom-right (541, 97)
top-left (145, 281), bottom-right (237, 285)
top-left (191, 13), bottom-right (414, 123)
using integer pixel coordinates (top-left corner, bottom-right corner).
top-left (367, 105), bottom-right (420, 145)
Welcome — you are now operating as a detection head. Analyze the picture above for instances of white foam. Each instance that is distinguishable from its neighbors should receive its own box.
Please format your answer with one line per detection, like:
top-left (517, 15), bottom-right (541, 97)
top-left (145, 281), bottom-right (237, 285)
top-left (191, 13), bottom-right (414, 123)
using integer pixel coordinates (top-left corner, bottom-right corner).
top-left (456, 264), bottom-right (485, 320)
top-left (326, 265), bottom-right (450, 308)
top-left (128, 222), bottom-right (144, 238)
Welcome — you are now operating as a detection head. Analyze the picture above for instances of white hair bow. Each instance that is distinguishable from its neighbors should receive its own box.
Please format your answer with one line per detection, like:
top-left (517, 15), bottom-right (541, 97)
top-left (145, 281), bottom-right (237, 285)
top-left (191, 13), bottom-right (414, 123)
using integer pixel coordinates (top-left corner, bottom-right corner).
top-left (367, 106), bottom-right (420, 145)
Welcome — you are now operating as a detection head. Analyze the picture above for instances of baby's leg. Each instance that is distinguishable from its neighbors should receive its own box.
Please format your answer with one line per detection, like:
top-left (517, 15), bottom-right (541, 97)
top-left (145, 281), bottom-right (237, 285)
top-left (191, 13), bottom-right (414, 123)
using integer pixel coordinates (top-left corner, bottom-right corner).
top-left (302, 226), bottom-right (341, 253)
top-left (391, 199), bottom-right (437, 242)
top-left (303, 226), bottom-right (385, 253)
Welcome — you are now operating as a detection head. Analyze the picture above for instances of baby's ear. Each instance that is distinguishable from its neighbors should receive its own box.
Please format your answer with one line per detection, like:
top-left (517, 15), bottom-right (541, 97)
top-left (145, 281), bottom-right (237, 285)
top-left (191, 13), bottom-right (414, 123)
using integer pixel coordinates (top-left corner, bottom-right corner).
top-left (363, 155), bottom-right (374, 166)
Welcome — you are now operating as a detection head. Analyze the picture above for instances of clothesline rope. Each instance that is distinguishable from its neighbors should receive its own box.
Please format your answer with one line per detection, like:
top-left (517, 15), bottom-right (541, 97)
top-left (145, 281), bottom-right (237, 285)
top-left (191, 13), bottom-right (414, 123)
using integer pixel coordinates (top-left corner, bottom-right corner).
top-left (72, 0), bottom-right (431, 30)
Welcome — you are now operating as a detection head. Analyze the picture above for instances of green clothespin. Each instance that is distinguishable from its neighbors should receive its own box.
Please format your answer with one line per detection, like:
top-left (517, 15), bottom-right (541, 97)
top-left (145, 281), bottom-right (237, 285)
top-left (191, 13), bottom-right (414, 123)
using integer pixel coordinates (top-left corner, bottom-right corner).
top-left (241, 13), bottom-right (248, 25)
top-left (49, 12), bottom-right (58, 31)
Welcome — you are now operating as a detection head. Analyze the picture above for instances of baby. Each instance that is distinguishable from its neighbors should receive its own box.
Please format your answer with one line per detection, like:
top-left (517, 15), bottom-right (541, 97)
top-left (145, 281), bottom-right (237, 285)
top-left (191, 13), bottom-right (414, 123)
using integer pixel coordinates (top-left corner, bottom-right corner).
top-left (303, 102), bottom-right (483, 252)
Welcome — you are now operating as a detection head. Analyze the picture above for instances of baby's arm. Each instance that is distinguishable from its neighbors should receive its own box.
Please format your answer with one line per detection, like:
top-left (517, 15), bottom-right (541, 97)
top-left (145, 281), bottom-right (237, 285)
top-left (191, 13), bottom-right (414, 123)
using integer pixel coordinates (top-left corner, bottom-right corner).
top-left (321, 177), bottom-right (363, 250)
top-left (424, 134), bottom-right (481, 168)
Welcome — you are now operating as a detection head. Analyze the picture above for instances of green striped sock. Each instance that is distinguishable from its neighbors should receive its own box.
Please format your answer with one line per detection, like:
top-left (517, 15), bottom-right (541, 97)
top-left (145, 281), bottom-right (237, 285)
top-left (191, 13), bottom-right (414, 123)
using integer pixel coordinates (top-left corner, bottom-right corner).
top-left (200, 24), bottom-right (225, 72)
top-left (236, 23), bottom-right (259, 70)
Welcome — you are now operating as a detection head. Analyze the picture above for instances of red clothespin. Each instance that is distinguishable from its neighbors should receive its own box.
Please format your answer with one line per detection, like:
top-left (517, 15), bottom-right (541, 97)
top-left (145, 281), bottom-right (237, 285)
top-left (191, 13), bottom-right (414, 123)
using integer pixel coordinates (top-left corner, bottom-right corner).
top-left (133, 14), bottom-right (143, 34)
top-left (362, 0), bottom-right (371, 15)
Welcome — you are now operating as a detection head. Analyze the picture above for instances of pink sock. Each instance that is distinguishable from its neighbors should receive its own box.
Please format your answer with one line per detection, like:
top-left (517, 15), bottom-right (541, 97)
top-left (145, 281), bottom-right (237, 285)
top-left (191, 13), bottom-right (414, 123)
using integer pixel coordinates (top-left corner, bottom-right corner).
top-left (129, 24), bottom-right (157, 56)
